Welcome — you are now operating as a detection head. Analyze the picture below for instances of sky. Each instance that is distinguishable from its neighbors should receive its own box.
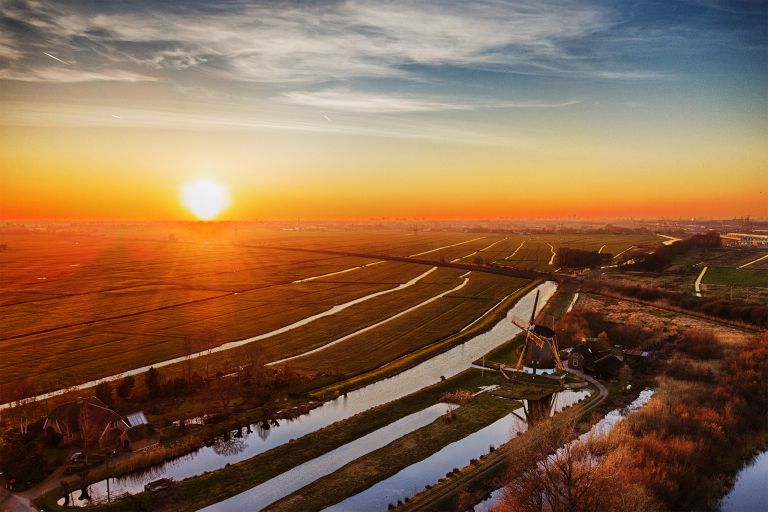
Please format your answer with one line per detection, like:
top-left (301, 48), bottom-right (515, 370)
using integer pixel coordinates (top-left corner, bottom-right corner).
top-left (0, 0), bottom-right (766, 220)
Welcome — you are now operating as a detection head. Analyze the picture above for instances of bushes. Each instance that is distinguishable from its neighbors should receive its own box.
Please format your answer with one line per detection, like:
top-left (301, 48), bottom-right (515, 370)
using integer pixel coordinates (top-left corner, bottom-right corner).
top-left (665, 358), bottom-right (714, 383)
top-left (583, 280), bottom-right (768, 328)
top-left (440, 390), bottom-right (472, 405)
top-left (677, 329), bottom-right (724, 360)
top-left (554, 248), bottom-right (611, 269)
top-left (612, 334), bottom-right (767, 510)
top-left (628, 232), bottom-right (721, 272)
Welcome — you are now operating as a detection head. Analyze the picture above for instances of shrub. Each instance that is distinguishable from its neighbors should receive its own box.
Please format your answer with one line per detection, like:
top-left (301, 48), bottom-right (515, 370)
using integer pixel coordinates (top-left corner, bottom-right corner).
top-left (678, 330), bottom-right (723, 360)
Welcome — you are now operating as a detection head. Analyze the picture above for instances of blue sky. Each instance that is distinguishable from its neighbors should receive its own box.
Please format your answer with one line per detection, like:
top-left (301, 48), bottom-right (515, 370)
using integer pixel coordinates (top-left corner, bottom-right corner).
top-left (0, 1), bottom-right (766, 219)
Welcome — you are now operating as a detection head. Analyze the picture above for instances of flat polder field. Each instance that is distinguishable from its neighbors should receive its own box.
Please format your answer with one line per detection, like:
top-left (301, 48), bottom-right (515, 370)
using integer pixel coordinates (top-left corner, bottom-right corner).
top-left (0, 223), bottom-right (658, 401)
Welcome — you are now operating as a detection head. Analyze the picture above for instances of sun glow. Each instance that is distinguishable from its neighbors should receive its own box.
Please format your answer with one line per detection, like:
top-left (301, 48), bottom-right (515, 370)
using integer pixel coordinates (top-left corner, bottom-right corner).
top-left (181, 179), bottom-right (229, 220)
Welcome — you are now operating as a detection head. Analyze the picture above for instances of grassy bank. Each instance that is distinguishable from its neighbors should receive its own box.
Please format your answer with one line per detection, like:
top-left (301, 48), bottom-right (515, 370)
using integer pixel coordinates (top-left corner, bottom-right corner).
top-left (266, 392), bottom-right (521, 512)
top-left (37, 369), bottom-right (507, 512)
top-left (311, 279), bottom-right (541, 400)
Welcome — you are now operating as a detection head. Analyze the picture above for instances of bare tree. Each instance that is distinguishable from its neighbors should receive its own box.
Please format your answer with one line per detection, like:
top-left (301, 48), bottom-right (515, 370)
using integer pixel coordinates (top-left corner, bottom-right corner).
top-left (182, 336), bottom-right (197, 382)
top-left (497, 420), bottom-right (658, 512)
top-left (78, 404), bottom-right (94, 464)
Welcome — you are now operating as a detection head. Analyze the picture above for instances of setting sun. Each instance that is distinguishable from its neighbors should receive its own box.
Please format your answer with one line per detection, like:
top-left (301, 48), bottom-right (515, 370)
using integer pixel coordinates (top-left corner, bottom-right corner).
top-left (181, 179), bottom-right (230, 220)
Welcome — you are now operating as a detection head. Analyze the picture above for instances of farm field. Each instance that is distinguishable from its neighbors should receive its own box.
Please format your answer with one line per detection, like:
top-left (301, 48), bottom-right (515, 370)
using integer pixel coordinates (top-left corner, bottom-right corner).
top-left (0, 227), bottom-right (663, 400)
top-left (288, 271), bottom-right (530, 377)
top-left (494, 234), bottom-right (659, 270)
top-left (0, 230), bottom-right (508, 396)
top-left (702, 267), bottom-right (768, 287)
top-left (601, 244), bottom-right (768, 305)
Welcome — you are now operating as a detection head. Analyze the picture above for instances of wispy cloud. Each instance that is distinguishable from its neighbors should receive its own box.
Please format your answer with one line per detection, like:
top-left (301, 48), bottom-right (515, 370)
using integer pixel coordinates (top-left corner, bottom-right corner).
top-left (0, 99), bottom-right (536, 148)
top-left (277, 89), bottom-right (579, 113)
top-left (0, 67), bottom-right (156, 83)
top-left (0, 0), bottom-right (655, 85)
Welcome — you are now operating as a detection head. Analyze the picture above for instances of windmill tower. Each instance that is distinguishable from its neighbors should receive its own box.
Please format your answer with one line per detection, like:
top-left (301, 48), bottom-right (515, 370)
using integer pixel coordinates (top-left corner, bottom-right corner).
top-left (510, 290), bottom-right (564, 375)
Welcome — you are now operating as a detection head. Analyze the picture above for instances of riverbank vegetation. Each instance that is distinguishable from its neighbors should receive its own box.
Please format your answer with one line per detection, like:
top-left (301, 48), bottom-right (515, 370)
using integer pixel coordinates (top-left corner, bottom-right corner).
top-left (37, 369), bottom-right (538, 511)
top-left (267, 392), bottom-right (521, 512)
top-left (495, 330), bottom-right (767, 512)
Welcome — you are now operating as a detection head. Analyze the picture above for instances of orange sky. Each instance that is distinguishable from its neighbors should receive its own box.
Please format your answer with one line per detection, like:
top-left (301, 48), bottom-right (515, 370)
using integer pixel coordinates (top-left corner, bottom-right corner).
top-left (1, 1), bottom-right (766, 220)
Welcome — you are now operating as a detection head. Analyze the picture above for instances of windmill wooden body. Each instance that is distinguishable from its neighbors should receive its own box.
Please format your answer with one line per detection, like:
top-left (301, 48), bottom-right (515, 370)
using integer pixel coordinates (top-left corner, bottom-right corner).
top-left (511, 290), bottom-right (564, 374)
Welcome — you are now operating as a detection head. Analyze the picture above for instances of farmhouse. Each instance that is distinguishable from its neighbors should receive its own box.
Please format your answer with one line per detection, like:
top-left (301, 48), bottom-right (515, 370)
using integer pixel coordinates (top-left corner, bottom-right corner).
top-left (120, 411), bottom-right (159, 451)
top-left (623, 349), bottom-right (653, 365)
top-left (567, 344), bottom-right (596, 373)
top-left (44, 397), bottom-right (127, 448)
top-left (594, 354), bottom-right (623, 380)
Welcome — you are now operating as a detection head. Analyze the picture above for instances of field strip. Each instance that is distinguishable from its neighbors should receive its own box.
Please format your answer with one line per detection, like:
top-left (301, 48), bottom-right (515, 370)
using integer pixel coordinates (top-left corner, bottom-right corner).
top-left (0, 267), bottom-right (439, 410)
top-left (598, 244), bottom-right (606, 254)
top-left (737, 253), bottom-right (768, 269)
top-left (451, 251), bottom-right (477, 263)
top-left (0, 291), bottom-right (236, 342)
top-left (547, 243), bottom-right (556, 265)
top-left (613, 245), bottom-right (634, 260)
top-left (409, 237), bottom-right (485, 257)
top-left (478, 238), bottom-right (507, 252)
top-left (694, 266), bottom-right (708, 297)
top-left (267, 273), bottom-right (470, 366)
top-left (459, 288), bottom-right (522, 333)
top-left (199, 403), bottom-right (452, 512)
top-left (293, 260), bottom-right (384, 283)
top-left (505, 240), bottom-right (525, 260)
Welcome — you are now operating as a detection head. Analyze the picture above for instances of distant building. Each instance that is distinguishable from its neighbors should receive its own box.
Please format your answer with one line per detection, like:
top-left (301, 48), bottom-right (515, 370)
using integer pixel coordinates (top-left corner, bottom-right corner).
top-left (44, 397), bottom-right (127, 448)
top-left (721, 233), bottom-right (768, 248)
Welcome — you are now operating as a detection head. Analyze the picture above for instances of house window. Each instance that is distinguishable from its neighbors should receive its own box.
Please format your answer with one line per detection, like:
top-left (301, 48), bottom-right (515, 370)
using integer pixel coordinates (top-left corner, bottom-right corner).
top-left (572, 358), bottom-right (579, 368)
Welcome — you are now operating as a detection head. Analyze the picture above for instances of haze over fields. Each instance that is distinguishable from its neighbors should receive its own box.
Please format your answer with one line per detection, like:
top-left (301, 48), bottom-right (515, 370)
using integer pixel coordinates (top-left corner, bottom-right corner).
top-left (1, 0), bottom-right (766, 221)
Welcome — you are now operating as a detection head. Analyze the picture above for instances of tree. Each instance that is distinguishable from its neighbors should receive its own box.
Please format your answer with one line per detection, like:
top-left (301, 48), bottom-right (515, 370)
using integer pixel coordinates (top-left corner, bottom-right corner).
top-left (116, 375), bottom-right (135, 401)
top-left (498, 420), bottom-right (658, 512)
top-left (209, 374), bottom-right (234, 414)
top-left (95, 381), bottom-right (113, 407)
top-left (594, 331), bottom-right (611, 352)
top-left (617, 366), bottom-right (633, 392)
top-left (78, 404), bottom-right (94, 464)
top-left (182, 337), bottom-right (197, 383)
top-left (145, 367), bottom-right (162, 399)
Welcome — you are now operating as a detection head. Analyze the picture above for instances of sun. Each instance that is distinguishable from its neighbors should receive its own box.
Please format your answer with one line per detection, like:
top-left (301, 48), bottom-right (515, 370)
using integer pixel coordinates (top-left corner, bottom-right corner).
top-left (181, 179), bottom-right (229, 220)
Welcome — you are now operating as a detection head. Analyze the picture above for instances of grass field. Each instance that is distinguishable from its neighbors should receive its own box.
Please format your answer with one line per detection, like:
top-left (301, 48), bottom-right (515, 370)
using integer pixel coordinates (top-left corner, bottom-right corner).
top-left (0, 227), bottom-right (661, 399)
top-left (702, 266), bottom-right (768, 287)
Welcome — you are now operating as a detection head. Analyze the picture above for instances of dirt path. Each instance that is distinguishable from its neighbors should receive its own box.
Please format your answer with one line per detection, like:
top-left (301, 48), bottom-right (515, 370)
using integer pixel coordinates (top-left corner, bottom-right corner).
top-left (694, 266), bottom-right (708, 297)
top-left (737, 253), bottom-right (768, 269)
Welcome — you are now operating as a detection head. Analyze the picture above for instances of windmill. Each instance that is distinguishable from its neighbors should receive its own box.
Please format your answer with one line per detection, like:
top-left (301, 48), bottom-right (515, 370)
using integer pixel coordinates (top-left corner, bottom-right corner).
top-left (510, 290), bottom-right (564, 374)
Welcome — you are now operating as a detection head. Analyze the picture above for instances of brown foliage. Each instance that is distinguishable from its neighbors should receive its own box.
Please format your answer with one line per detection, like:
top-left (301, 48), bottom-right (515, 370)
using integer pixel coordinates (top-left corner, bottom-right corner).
top-left (677, 329), bottom-right (723, 360)
top-left (497, 420), bottom-right (659, 512)
top-left (441, 390), bottom-right (473, 405)
top-left (498, 333), bottom-right (767, 511)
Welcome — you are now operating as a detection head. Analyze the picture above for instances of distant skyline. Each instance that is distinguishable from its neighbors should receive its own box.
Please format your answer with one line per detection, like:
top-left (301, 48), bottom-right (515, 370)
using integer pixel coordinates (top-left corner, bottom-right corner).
top-left (1, 0), bottom-right (766, 220)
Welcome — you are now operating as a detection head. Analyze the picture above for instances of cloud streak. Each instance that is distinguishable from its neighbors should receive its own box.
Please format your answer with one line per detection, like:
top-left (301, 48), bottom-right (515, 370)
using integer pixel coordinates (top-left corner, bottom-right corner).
top-left (277, 89), bottom-right (579, 113)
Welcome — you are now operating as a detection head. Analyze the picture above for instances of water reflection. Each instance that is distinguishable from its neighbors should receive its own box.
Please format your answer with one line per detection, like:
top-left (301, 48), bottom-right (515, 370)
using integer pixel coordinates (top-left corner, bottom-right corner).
top-left (326, 389), bottom-right (590, 512)
top-left (58, 281), bottom-right (557, 508)
top-left (472, 389), bottom-right (655, 512)
top-left (720, 450), bottom-right (768, 512)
